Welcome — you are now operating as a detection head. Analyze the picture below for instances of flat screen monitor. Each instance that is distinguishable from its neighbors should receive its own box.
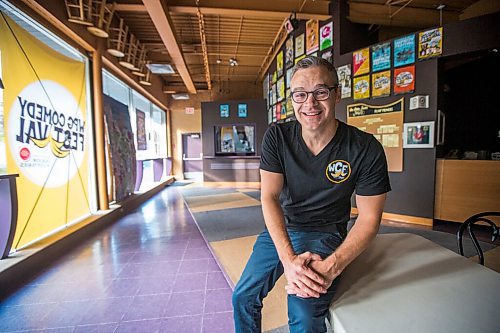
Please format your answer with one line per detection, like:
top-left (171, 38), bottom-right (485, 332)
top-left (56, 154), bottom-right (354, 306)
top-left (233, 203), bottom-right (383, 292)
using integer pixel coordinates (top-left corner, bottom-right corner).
top-left (215, 124), bottom-right (256, 156)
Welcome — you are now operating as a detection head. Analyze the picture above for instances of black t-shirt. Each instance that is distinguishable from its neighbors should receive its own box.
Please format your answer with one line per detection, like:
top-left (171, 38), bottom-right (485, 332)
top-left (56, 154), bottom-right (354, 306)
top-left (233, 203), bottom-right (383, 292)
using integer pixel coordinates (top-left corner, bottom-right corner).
top-left (260, 120), bottom-right (391, 234)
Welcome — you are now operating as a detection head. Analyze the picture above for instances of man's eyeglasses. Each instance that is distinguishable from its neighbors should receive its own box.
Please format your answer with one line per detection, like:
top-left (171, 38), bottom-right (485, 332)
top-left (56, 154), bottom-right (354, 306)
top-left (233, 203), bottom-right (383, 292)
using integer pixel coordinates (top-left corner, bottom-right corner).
top-left (291, 86), bottom-right (337, 103)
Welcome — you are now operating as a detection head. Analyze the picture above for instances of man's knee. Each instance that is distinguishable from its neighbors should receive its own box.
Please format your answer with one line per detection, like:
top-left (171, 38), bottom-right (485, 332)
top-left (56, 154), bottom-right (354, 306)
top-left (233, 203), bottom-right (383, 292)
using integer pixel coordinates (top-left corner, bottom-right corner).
top-left (288, 296), bottom-right (329, 333)
top-left (232, 283), bottom-right (261, 311)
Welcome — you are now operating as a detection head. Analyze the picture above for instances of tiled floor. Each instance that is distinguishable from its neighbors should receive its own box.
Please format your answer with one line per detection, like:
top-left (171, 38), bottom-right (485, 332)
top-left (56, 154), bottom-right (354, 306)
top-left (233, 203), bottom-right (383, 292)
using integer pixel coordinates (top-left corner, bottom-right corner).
top-left (0, 186), bottom-right (235, 333)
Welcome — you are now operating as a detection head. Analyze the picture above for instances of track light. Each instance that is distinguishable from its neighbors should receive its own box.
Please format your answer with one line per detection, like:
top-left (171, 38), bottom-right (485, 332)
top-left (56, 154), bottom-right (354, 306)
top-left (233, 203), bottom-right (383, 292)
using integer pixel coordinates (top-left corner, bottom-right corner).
top-left (229, 58), bottom-right (238, 66)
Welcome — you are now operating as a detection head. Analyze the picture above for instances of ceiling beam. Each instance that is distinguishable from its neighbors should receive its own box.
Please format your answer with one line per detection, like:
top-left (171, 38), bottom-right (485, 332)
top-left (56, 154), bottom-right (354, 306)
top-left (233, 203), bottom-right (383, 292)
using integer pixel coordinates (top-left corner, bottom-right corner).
top-left (142, 0), bottom-right (196, 93)
top-left (114, 4), bottom-right (330, 20)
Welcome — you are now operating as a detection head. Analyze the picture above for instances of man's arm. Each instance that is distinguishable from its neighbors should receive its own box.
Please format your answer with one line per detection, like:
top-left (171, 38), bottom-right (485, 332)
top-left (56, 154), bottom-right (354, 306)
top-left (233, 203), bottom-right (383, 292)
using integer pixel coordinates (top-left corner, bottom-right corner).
top-left (286, 193), bottom-right (386, 296)
top-left (260, 169), bottom-right (327, 298)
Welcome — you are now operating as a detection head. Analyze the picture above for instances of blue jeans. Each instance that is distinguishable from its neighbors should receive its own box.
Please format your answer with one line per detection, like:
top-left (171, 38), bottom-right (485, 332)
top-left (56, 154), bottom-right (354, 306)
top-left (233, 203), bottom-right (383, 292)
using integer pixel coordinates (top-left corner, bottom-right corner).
top-left (232, 229), bottom-right (344, 333)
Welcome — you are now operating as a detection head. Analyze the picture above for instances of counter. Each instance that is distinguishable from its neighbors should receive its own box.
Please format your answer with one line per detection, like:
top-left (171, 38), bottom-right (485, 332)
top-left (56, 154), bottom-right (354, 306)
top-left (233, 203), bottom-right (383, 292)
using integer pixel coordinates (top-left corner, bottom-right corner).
top-left (434, 159), bottom-right (500, 225)
top-left (203, 156), bottom-right (261, 182)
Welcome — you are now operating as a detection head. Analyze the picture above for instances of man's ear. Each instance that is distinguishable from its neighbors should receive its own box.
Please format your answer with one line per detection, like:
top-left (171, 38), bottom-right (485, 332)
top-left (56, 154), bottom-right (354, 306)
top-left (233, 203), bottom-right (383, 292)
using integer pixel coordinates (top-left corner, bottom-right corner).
top-left (334, 87), bottom-right (341, 103)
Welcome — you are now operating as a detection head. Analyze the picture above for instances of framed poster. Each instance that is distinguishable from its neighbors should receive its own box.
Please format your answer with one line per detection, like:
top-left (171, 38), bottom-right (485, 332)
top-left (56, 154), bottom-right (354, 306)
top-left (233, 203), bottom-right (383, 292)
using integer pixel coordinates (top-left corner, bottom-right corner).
top-left (286, 89), bottom-right (294, 117)
top-left (321, 49), bottom-right (333, 64)
top-left (136, 109), bottom-right (147, 150)
top-left (295, 33), bottom-right (305, 57)
top-left (337, 64), bottom-right (352, 99)
top-left (220, 104), bottom-right (229, 118)
top-left (418, 27), bottom-right (443, 59)
top-left (353, 48), bottom-right (370, 76)
top-left (320, 21), bottom-right (333, 51)
top-left (286, 67), bottom-right (293, 89)
top-left (277, 50), bottom-right (284, 78)
top-left (268, 107), bottom-right (273, 124)
top-left (403, 121), bottom-right (434, 148)
top-left (394, 65), bottom-right (415, 94)
top-left (347, 98), bottom-right (404, 172)
top-left (280, 101), bottom-right (287, 119)
top-left (285, 36), bottom-right (294, 69)
top-left (272, 105), bottom-right (277, 123)
top-left (276, 103), bottom-right (282, 121)
top-left (295, 54), bottom-right (306, 64)
top-left (238, 104), bottom-right (247, 118)
top-left (271, 83), bottom-right (276, 105)
top-left (353, 74), bottom-right (370, 100)
top-left (277, 77), bottom-right (285, 102)
top-left (372, 42), bottom-right (391, 72)
top-left (306, 19), bottom-right (319, 54)
top-left (394, 34), bottom-right (415, 67)
top-left (372, 70), bottom-right (391, 98)
top-left (271, 70), bottom-right (277, 84)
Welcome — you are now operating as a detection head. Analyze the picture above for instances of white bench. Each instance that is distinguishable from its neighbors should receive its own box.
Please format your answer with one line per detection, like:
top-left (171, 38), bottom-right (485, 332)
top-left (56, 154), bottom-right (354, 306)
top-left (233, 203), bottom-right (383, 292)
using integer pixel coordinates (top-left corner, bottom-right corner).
top-left (329, 233), bottom-right (500, 333)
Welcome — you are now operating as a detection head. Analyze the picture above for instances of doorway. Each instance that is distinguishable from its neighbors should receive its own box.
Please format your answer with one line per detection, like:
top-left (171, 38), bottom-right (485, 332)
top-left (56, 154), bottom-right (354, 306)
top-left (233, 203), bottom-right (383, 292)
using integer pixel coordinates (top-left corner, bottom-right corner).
top-left (181, 133), bottom-right (203, 180)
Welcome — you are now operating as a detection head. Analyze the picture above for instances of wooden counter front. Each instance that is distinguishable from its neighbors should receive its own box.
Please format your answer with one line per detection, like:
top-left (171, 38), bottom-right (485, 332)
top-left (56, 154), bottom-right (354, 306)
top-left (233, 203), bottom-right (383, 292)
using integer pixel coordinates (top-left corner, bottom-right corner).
top-left (434, 159), bottom-right (500, 225)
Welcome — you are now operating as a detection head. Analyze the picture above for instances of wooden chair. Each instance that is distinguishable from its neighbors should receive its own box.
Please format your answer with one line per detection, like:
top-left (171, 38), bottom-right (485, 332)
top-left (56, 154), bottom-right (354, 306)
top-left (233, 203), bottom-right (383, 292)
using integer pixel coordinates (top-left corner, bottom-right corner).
top-left (132, 44), bottom-right (147, 77)
top-left (64, 0), bottom-right (93, 26)
top-left (87, 0), bottom-right (115, 38)
top-left (119, 34), bottom-right (139, 70)
top-left (457, 212), bottom-right (500, 265)
top-left (107, 17), bottom-right (128, 58)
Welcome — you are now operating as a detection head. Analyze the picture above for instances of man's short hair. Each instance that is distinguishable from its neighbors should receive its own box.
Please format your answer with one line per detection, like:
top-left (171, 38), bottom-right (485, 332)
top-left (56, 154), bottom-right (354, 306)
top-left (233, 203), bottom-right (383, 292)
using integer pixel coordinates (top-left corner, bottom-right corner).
top-left (291, 56), bottom-right (339, 86)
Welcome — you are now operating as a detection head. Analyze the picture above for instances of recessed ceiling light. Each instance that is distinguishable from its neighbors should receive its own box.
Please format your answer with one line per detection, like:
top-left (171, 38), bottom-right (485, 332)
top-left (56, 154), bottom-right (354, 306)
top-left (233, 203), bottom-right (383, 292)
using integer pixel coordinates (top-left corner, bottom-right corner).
top-left (146, 63), bottom-right (175, 74)
top-left (216, 58), bottom-right (222, 64)
top-left (171, 93), bottom-right (190, 100)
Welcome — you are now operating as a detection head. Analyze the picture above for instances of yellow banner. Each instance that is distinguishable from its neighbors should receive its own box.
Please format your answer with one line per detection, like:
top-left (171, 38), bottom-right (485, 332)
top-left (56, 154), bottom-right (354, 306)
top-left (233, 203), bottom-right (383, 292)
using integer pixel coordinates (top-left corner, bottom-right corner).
top-left (0, 13), bottom-right (91, 249)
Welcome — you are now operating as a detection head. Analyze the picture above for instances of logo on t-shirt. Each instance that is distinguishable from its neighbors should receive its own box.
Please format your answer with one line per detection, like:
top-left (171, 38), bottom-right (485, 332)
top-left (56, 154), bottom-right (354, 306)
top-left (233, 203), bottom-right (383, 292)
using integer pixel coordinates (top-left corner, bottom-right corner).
top-left (326, 160), bottom-right (351, 183)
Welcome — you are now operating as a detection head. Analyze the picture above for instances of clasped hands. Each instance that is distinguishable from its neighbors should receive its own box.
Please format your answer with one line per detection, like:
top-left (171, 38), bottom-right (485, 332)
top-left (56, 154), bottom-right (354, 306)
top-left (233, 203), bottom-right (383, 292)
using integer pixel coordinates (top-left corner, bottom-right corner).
top-left (283, 251), bottom-right (342, 298)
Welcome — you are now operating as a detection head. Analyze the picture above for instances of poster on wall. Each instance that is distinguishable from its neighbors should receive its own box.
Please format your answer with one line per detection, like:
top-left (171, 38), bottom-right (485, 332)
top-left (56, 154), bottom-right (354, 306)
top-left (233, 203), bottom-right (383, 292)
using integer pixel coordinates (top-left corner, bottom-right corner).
top-left (276, 103), bottom-right (282, 121)
top-left (277, 77), bottom-right (285, 102)
top-left (353, 75), bottom-right (370, 100)
top-left (272, 105), bottom-right (277, 123)
top-left (220, 104), bottom-right (230, 117)
top-left (271, 83), bottom-right (276, 105)
top-left (0, 14), bottom-right (93, 249)
top-left (268, 107), bottom-right (272, 124)
top-left (263, 74), bottom-right (270, 107)
top-left (337, 64), bottom-right (352, 99)
top-left (280, 101), bottom-right (287, 120)
top-left (238, 104), bottom-right (247, 118)
top-left (320, 22), bottom-right (333, 51)
top-left (403, 121), bottom-right (434, 148)
top-left (285, 36), bottom-right (294, 69)
top-left (418, 27), bottom-right (443, 59)
top-left (295, 33), bottom-right (305, 57)
top-left (103, 95), bottom-right (137, 202)
top-left (371, 42), bottom-right (391, 72)
top-left (286, 67), bottom-right (293, 89)
top-left (136, 109), bottom-right (147, 150)
top-left (394, 65), bottom-right (415, 94)
top-left (394, 34), bottom-right (415, 67)
top-left (277, 50), bottom-right (284, 77)
top-left (372, 71), bottom-right (391, 98)
top-left (286, 89), bottom-right (294, 117)
top-left (295, 54), bottom-right (306, 64)
top-left (353, 48), bottom-right (370, 76)
top-left (306, 19), bottom-right (319, 54)
top-left (347, 98), bottom-right (404, 171)
top-left (321, 49), bottom-right (333, 64)
top-left (271, 70), bottom-right (277, 84)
